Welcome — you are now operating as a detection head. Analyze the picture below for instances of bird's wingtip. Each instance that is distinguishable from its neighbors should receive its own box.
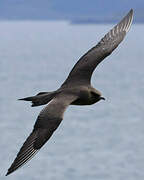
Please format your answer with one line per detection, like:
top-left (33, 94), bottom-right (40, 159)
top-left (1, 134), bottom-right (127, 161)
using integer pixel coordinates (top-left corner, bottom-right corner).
top-left (5, 169), bottom-right (14, 176)
top-left (129, 9), bottom-right (134, 17)
top-left (126, 9), bottom-right (133, 19)
top-left (5, 171), bottom-right (10, 176)
top-left (126, 9), bottom-right (134, 32)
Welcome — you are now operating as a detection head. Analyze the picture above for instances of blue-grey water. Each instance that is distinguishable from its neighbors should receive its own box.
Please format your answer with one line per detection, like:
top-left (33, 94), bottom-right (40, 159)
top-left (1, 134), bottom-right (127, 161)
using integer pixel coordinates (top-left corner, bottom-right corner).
top-left (0, 21), bottom-right (144, 180)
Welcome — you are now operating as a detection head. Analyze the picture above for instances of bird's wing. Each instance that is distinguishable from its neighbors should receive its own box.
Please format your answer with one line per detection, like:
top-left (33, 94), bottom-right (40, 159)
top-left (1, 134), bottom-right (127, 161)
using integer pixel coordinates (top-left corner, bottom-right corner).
top-left (6, 94), bottom-right (78, 176)
top-left (61, 9), bottom-right (133, 87)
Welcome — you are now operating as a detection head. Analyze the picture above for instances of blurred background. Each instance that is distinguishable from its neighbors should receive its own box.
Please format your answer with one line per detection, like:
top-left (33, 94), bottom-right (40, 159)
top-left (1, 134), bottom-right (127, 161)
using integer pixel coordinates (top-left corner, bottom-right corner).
top-left (0, 0), bottom-right (144, 23)
top-left (0, 1), bottom-right (144, 180)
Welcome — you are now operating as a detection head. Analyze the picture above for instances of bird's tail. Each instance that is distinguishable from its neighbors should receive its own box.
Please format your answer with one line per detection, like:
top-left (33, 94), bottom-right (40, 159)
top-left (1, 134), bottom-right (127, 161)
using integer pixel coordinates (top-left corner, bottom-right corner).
top-left (19, 91), bottom-right (58, 107)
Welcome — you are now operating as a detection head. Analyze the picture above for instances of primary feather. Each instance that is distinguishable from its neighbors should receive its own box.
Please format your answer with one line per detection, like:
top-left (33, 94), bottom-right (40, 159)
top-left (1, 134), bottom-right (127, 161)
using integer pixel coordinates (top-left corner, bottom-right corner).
top-left (61, 9), bottom-right (133, 87)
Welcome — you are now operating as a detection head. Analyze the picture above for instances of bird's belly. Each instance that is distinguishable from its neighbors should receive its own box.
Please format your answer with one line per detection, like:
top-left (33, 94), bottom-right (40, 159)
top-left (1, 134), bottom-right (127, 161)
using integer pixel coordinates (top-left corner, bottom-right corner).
top-left (71, 97), bottom-right (96, 106)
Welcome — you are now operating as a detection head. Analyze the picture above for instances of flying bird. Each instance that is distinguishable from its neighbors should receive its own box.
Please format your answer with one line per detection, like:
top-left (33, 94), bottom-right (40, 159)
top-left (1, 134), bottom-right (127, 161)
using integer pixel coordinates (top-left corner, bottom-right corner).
top-left (6, 9), bottom-right (133, 176)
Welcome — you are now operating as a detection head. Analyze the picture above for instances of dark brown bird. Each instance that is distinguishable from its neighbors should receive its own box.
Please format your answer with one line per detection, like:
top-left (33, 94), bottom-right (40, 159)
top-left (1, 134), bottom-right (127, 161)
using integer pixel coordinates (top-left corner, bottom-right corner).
top-left (6, 9), bottom-right (133, 176)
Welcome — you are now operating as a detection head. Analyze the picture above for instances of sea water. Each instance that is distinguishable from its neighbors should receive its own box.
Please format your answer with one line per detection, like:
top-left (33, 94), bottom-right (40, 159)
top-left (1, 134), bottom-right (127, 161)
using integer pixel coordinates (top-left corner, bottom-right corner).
top-left (0, 21), bottom-right (144, 180)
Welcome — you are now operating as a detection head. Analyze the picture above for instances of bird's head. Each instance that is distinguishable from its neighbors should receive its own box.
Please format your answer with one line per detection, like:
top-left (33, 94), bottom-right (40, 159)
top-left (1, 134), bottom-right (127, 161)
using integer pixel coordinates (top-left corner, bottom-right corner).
top-left (90, 89), bottom-right (105, 103)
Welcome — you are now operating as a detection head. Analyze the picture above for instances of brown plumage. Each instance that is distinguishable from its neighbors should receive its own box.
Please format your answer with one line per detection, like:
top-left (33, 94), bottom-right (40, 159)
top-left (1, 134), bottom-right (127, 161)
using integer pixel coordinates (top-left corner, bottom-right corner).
top-left (6, 9), bottom-right (133, 176)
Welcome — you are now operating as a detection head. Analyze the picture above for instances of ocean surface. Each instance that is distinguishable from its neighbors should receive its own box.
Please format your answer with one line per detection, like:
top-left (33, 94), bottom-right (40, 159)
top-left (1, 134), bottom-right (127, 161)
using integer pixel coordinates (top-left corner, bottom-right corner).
top-left (0, 21), bottom-right (144, 180)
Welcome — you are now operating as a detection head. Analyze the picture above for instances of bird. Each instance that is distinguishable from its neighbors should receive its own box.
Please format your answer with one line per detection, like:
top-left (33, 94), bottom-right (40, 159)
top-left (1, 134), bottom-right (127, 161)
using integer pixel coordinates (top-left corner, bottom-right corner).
top-left (6, 9), bottom-right (133, 176)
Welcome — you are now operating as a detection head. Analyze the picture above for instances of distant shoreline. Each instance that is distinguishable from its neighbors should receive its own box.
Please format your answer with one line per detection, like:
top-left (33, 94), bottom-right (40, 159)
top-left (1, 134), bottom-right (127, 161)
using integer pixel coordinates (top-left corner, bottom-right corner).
top-left (0, 19), bottom-right (142, 24)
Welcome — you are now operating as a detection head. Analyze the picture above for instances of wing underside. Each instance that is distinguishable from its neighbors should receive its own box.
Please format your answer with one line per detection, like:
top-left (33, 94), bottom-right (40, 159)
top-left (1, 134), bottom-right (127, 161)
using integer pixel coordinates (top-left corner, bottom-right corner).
top-left (61, 9), bottom-right (133, 87)
top-left (6, 94), bottom-right (78, 176)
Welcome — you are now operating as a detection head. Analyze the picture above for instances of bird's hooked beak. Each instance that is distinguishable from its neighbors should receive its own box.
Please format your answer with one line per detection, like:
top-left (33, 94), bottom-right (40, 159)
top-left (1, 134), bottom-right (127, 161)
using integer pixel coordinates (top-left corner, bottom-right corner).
top-left (100, 97), bottom-right (105, 100)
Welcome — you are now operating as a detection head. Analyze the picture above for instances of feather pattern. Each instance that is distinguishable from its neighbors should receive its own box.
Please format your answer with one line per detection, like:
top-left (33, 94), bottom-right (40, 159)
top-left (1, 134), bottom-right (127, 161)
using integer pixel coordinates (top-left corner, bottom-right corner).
top-left (6, 94), bottom-right (78, 176)
top-left (61, 9), bottom-right (133, 87)
top-left (6, 131), bottom-right (39, 176)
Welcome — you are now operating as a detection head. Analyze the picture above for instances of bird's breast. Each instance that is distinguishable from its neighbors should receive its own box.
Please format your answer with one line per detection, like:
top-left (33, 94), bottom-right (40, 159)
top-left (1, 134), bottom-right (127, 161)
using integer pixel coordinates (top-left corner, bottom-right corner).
top-left (71, 90), bottom-right (97, 105)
